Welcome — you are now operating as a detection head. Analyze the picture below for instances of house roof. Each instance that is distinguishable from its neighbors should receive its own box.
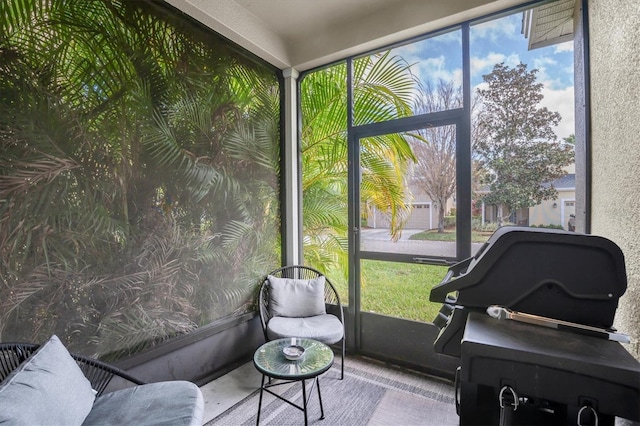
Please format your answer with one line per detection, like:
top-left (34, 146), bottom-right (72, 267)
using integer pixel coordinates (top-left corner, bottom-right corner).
top-left (544, 173), bottom-right (575, 190)
top-left (522, 0), bottom-right (576, 50)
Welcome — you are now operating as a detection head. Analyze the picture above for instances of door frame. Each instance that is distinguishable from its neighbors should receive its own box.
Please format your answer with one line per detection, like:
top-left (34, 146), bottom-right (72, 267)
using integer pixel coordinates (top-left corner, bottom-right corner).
top-left (346, 112), bottom-right (469, 377)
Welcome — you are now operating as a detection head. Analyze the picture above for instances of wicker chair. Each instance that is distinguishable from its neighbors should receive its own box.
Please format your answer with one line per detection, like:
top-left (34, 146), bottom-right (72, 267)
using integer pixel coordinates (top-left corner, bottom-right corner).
top-left (259, 265), bottom-right (345, 379)
top-left (0, 342), bottom-right (144, 396)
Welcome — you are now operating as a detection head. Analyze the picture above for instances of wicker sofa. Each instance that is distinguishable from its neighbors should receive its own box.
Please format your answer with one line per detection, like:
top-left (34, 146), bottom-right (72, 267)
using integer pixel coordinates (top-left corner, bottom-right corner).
top-left (0, 335), bottom-right (203, 425)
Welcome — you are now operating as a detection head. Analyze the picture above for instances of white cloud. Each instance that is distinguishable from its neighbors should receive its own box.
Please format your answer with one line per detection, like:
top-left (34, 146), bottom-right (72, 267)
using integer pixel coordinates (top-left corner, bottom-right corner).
top-left (394, 42), bottom-right (420, 57)
top-left (401, 54), bottom-right (462, 89)
top-left (435, 30), bottom-right (463, 44)
top-left (554, 41), bottom-right (574, 53)
top-left (472, 52), bottom-right (505, 74)
top-left (540, 85), bottom-right (575, 140)
top-left (532, 57), bottom-right (558, 85)
top-left (422, 55), bottom-right (446, 70)
top-left (502, 53), bottom-right (522, 68)
top-left (472, 81), bottom-right (489, 95)
top-left (416, 56), bottom-right (457, 82)
top-left (471, 52), bottom-right (522, 81)
top-left (471, 18), bottom-right (520, 43)
top-left (533, 56), bottom-right (558, 68)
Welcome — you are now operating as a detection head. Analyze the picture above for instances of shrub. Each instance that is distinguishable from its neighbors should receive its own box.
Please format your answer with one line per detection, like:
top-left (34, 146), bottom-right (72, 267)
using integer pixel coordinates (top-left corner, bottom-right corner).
top-left (472, 219), bottom-right (498, 232)
top-left (471, 219), bottom-right (519, 233)
top-left (530, 224), bottom-right (564, 229)
top-left (444, 216), bottom-right (456, 228)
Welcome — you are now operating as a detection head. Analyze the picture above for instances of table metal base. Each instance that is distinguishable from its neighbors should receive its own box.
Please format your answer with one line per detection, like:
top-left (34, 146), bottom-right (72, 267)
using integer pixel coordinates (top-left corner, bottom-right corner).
top-left (256, 375), bottom-right (325, 426)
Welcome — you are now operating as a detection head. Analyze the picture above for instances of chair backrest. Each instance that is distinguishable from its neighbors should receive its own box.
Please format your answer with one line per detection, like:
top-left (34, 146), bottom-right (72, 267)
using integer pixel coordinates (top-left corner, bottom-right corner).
top-left (0, 343), bottom-right (38, 382)
top-left (0, 342), bottom-right (144, 396)
top-left (258, 265), bottom-right (343, 340)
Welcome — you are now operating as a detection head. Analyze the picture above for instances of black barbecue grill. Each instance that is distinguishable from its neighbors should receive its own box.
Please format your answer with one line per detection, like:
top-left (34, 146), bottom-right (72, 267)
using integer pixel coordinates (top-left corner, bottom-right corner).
top-left (428, 226), bottom-right (639, 425)
top-left (430, 226), bottom-right (627, 356)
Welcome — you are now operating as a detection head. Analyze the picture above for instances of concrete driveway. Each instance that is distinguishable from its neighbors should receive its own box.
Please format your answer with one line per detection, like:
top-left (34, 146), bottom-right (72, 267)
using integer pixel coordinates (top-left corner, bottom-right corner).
top-left (360, 228), bottom-right (483, 258)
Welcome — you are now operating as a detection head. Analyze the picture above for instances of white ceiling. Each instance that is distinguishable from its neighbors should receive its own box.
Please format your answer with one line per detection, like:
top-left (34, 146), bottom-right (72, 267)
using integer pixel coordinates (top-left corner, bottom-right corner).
top-left (232, 0), bottom-right (406, 41)
top-left (166, 0), bottom-right (550, 71)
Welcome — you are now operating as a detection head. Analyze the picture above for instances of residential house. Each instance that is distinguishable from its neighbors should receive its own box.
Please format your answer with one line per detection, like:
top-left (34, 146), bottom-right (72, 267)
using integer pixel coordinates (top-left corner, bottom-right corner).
top-left (479, 173), bottom-right (576, 229)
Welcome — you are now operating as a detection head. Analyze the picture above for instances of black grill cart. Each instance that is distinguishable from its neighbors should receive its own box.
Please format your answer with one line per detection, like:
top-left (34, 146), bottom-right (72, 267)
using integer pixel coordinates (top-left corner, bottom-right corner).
top-left (459, 312), bottom-right (639, 425)
top-left (429, 227), bottom-right (639, 425)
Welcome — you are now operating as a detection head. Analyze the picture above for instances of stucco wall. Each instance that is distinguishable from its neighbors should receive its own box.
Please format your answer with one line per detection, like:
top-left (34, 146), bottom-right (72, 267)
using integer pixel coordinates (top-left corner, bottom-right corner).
top-left (589, 1), bottom-right (640, 357)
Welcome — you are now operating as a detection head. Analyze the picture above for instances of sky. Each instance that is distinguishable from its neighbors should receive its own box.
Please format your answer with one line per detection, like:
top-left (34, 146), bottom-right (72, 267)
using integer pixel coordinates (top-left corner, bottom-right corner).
top-left (391, 10), bottom-right (575, 140)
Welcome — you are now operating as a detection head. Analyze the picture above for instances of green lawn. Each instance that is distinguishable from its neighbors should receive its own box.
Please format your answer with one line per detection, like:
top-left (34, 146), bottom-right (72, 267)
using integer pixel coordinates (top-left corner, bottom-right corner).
top-left (327, 260), bottom-right (449, 323)
top-left (322, 229), bottom-right (495, 323)
top-left (409, 229), bottom-right (493, 243)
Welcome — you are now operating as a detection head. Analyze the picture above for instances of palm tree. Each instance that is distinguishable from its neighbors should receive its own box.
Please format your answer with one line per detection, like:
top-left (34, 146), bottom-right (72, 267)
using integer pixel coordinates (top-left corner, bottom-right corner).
top-left (300, 53), bottom-right (416, 275)
top-left (0, 0), bottom-right (280, 358)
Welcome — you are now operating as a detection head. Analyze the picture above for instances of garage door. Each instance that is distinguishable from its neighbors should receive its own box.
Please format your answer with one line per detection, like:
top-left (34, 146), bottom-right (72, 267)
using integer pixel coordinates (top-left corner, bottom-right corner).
top-left (405, 203), bottom-right (431, 229)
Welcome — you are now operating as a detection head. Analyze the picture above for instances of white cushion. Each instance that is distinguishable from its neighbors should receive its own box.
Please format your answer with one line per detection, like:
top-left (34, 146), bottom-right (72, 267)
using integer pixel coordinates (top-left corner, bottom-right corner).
top-left (0, 335), bottom-right (96, 425)
top-left (267, 314), bottom-right (344, 344)
top-left (268, 275), bottom-right (326, 317)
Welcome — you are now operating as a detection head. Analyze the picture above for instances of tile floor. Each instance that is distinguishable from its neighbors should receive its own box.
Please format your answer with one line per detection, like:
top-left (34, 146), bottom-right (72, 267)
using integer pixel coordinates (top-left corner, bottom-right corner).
top-left (199, 361), bottom-right (262, 423)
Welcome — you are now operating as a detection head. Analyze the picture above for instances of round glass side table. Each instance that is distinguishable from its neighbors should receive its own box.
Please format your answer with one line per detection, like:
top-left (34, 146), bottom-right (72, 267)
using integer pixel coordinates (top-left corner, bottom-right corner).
top-left (253, 337), bottom-right (334, 425)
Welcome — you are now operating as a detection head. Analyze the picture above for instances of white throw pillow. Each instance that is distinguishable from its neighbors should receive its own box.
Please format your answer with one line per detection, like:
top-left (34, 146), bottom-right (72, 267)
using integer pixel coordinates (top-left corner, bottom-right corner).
top-left (0, 335), bottom-right (96, 425)
top-left (267, 275), bottom-right (326, 318)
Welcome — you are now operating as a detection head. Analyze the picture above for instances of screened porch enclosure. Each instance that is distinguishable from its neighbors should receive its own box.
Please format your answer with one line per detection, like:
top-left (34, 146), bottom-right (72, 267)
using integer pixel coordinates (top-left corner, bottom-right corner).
top-left (2, 0), bottom-right (626, 390)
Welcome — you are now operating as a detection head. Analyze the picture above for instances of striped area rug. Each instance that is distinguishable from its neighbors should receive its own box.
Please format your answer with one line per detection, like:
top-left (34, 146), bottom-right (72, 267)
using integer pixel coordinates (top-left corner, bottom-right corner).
top-left (208, 355), bottom-right (458, 426)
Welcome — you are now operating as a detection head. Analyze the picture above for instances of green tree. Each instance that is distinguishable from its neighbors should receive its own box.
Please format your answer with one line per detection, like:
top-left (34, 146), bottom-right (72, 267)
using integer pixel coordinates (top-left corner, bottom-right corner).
top-left (474, 62), bottom-right (574, 221)
top-left (301, 53), bottom-right (415, 273)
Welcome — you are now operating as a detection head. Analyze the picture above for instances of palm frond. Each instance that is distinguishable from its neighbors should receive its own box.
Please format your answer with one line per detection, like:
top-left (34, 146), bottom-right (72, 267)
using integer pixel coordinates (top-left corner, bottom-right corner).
top-left (1, 0), bottom-right (281, 356)
top-left (93, 306), bottom-right (197, 360)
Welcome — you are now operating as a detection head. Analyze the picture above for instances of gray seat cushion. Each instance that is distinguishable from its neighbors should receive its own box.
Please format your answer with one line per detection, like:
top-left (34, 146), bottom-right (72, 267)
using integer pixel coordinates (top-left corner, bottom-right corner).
top-left (82, 381), bottom-right (203, 426)
top-left (267, 314), bottom-right (344, 344)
